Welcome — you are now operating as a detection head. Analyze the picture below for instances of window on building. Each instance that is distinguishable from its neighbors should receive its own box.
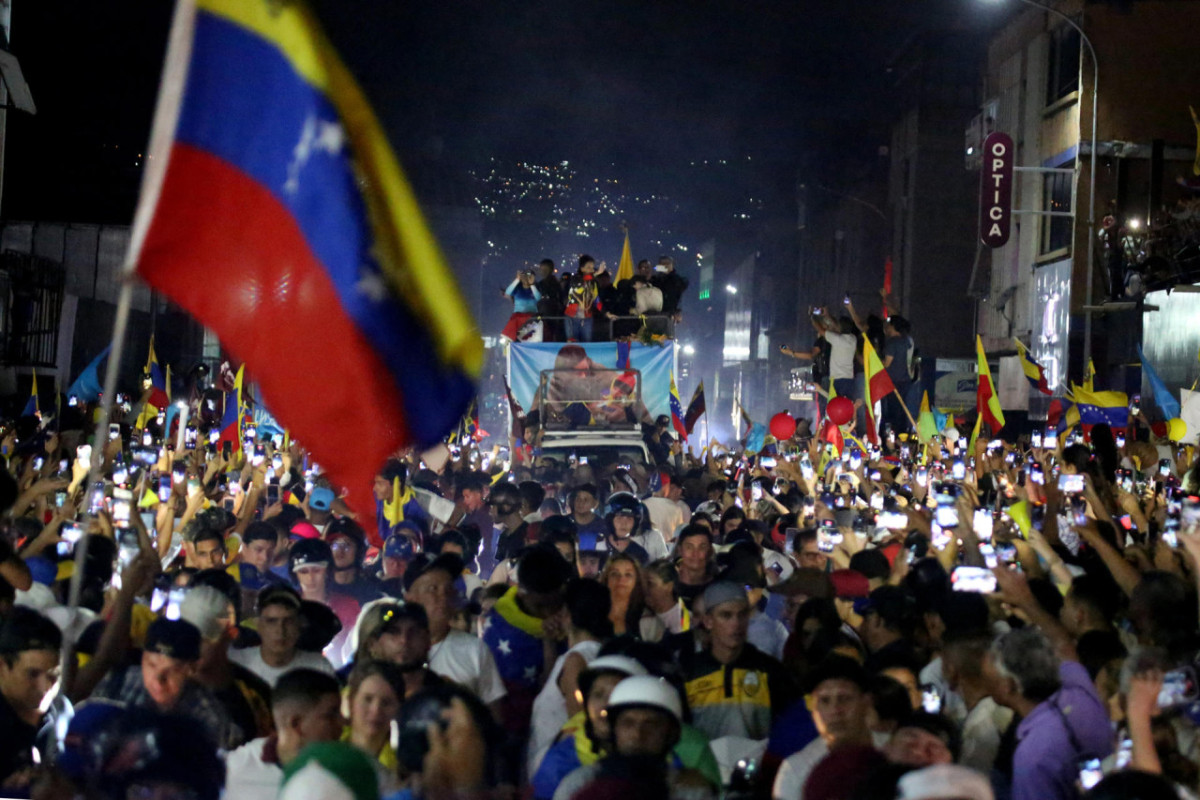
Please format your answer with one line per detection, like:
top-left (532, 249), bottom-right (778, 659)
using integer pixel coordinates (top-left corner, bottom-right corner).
top-left (1045, 26), bottom-right (1081, 106)
top-left (1040, 162), bottom-right (1074, 255)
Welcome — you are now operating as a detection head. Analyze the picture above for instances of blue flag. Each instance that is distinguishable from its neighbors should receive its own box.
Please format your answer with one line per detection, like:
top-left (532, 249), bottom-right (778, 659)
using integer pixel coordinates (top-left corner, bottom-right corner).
top-left (65, 345), bottom-right (111, 403)
top-left (1138, 344), bottom-right (1181, 420)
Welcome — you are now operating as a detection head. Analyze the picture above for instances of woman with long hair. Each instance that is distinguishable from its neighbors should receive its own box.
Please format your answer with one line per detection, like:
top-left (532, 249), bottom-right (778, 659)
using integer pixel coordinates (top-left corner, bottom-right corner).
top-left (602, 553), bottom-right (662, 640)
top-left (718, 506), bottom-right (746, 541)
top-left (343, 659), bottom-right (405, 792)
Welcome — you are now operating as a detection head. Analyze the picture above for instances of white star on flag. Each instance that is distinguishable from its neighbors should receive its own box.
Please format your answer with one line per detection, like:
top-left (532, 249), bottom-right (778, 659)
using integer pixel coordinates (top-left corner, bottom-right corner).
top-left (498, 639), bottom-right (512, 656)
top-left (523, 665), bottom-right (538, 681)
top-left (355, 268), bottom-right (390, 303)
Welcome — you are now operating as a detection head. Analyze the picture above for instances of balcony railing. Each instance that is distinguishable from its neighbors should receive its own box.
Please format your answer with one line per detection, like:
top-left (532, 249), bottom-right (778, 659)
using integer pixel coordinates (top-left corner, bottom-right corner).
top-left (508, 314), bottom-right (676, 343)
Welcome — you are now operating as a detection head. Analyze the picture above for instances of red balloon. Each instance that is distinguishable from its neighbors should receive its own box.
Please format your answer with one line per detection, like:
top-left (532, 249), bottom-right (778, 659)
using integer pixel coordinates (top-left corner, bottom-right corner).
top-left (827, 396), bottom-right (854, 426)
top-left (770, 412), bottom-right (797, 441)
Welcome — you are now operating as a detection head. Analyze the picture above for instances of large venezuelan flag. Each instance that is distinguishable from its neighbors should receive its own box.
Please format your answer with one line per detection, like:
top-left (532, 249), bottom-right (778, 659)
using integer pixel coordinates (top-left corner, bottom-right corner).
top-left (129, 0), bottom-right (481, 518)
top-left (1069, 385), bottom-right (1129, 428)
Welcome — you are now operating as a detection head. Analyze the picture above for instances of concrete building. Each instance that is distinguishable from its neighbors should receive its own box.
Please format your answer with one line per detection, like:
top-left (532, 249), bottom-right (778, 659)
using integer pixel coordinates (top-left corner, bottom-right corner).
top-left (975, 0), bottom-right (1200, 418)
top-left (888, 30), bottom-right (984, 361)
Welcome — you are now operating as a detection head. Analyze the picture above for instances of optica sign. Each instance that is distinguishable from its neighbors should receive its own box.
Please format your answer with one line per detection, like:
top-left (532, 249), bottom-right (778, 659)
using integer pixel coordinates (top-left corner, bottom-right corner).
top-left (979, 131), bottom-right (1014, 248)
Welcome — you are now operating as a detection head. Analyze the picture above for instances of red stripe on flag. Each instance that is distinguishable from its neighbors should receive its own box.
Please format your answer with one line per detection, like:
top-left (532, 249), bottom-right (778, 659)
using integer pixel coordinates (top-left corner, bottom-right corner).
top-left (868, 371), bottom-right (895, 403)
top-left (137, 145), bottom-right (410, 519)
top-left (978, 376), bottom-right (1003, 431)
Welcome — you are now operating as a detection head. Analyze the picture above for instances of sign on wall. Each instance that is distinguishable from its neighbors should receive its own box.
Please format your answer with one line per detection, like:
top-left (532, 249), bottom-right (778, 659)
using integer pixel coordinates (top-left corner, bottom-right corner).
top-left (979, 131), bottom-right (1014, 248)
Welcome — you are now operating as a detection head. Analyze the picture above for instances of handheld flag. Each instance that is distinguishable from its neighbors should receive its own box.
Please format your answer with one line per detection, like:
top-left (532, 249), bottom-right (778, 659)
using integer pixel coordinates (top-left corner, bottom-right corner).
top-left (129, 0), bottom-right (481, 520)
top-left (975, 336), bottom-right (1005, 433)
top-left (1138, 344), bottom-right (1181, 420)
top-left (217, 364), bottom-right (244, 454)
top-left (669, 374), bottom-right (688, 440)
top-left (615, 229), bottom-right (634, 284)
top-left (1083, 360), bottom-right (1096, 393)
top-left (862, 337), bottom-right (895, 444)
top-left (504, 378), bottom-right (525, 445)
top-left (616, 341), bottom-right (631, 371)
top-left (1069, 385), bottom-right (1128, 428)
top-left (21, 369), bottom-right (38, 418)
top-left (136, 336), bottom-right (172, 429)
top-left (1013, 338), bottom-right (1052, 395)
top-left (684, 381), bottom-right (706, 435)
top-left (66, 345), bottom-right (111, 404)
top-left (916, 391), bottom-right (938, 443)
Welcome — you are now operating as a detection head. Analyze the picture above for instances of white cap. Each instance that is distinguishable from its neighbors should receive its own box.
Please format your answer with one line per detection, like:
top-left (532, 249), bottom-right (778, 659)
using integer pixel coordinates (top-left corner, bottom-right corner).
top-left (606, 675), bottom-right (683, 722)
top-left (180, 585), bottom-right (234, 641)
top-left (897, 765), bottom-right (993, 800)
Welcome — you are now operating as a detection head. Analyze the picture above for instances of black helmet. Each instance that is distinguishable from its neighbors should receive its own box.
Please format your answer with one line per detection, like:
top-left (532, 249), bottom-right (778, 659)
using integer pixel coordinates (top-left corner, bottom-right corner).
top-left (604, 492), bottom-right (643, 538)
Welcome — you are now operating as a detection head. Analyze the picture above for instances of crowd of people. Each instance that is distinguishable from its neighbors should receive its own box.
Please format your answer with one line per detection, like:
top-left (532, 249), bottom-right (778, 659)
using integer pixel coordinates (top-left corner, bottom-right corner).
top-left (501, 255), bottom-right (688, 343)
top-left (2, 309), bottom-right (1200, 800)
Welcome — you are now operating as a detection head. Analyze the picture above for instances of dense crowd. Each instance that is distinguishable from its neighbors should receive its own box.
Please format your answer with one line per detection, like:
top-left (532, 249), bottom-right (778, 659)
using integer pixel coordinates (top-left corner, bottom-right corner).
top-left (1, 344), bottom-right (1200, 800)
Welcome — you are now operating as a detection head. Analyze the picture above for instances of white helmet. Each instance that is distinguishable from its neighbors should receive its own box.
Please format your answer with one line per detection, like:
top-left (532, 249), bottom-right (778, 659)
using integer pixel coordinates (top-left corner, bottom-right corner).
top-left (578, 655), bottom-right (648, 699)
top-left (605, 675), bottom-right (683, 723)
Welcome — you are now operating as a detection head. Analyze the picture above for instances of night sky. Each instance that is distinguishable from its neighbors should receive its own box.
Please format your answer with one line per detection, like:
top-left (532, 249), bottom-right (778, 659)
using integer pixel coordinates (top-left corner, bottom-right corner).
top-left (4, 0), bottom-right (1005, 223)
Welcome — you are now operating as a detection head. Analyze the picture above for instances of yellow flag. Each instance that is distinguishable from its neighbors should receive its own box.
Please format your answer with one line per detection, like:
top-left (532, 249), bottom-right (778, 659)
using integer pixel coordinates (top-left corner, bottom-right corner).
top-left (1083, 359), bottom-right (1096, 393)
top-left (615, 230), bottom-right (634, 284)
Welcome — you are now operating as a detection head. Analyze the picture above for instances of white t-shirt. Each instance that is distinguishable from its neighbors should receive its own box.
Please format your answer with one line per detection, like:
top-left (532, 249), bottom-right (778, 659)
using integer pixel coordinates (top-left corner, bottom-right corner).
top-left (223, 737), bottom-right (283, 800)
top-left (644, 497), bottom-right (687, 542)
top-left (826, 332), bottom-right (858, 381)
top-left (428, 629), bottom-right (507, 704)
top-left (528, 640), bottom-right (602, 778)
top-left (228, 646), bottom-right (336, 688)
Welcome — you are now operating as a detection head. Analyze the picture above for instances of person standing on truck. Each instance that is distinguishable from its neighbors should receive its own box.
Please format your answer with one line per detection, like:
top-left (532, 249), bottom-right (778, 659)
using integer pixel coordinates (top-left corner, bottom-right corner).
top-left (651, 256), bottom-right (688, 326)
top-left (565, 256), bottom-right (601, 342)
top-left (502, 269), bottom-right (542, 342)
top-left (536, 259), bottom-right (565, 342)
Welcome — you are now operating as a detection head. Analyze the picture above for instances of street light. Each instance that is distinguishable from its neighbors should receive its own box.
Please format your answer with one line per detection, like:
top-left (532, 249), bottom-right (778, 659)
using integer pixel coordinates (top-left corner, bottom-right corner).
top-left (982, 0), bottom-right (1099, 371)
top-left (683, 344), bottom-right (696, 355)
top-left (725, 284), bottom-right (738, 295)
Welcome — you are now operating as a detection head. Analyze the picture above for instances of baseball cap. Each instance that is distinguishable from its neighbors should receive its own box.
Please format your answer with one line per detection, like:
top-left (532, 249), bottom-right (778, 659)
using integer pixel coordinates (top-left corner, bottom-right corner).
top-left (143, 618), bottom-right (201, 662)
top-left (290, 539), bottom-right (332, 571)
top-left (700, 581), bottom-right (748, 611)
top-left (309, 487), bottom-right (335, 512)
top-left (855, 585), bottom-right (918, 626)
top-left (896, 765), bottom-right (993, 800)
top-left (829, 569), bottom-right (870, 600)
top-left (289, 520), bottom-right (321, 541)
top-left (384, 533), bottom-right (417, 560)
top-left (257, 584), bottom-right (302, 614)
top-left (402, 553), bottom-right (464, 594)
top-left (180, 585), bottom-right (235, 641)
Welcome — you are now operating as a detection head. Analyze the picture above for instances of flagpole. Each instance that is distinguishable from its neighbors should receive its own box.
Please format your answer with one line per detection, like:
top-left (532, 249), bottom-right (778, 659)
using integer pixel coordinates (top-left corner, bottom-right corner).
top-left (892, 388), bottom-right (919, 433)
top-left (61, 275), bottom-right (137, 683)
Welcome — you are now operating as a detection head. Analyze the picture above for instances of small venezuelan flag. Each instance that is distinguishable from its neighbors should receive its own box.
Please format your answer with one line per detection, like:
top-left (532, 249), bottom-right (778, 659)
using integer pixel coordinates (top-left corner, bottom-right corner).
top-left (130, 0), bottom-right (481, 519)
top-left (669, 374), bottom-right (687, 441)
top-left (1013, 338), bottom-right (1051, 396)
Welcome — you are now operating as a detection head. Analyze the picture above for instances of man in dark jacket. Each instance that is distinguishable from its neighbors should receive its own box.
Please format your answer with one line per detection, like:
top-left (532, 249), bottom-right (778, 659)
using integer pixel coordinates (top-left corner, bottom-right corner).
top-left (651, 256), bottom-right (689, 326)
top-left (536, 259), bottom-right (565, 342)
